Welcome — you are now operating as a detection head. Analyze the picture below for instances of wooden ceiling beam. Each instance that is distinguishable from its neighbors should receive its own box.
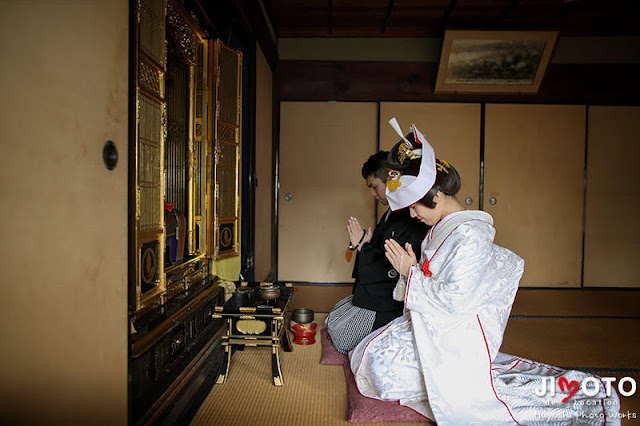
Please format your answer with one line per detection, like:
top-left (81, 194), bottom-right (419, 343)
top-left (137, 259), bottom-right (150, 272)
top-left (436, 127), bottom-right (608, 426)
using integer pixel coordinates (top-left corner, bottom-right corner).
top-left (229, 0), bottom-right (279, 70)
top-left (498, 0), bottom-right (521, 24)
top-left (381, 0), bottom-right (396, 34)
top-left (191, 0), bottom-right (221, 38)
top-left (269, 0), bottom-right (640, 38)
top-left (598, 0), bottom-right (638, 35)
top-left (440, 0), bottom-right (458, 33)
top-left (549, 1), bottom-right (577, 31)
top-left (328, 0), bottom-right (333, 35)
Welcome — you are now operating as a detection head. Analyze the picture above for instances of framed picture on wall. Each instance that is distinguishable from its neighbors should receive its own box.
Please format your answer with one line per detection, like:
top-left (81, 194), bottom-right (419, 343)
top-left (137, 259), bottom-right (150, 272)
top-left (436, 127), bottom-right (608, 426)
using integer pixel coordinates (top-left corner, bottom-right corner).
top-left (435, 30), bottom-right (558, 94)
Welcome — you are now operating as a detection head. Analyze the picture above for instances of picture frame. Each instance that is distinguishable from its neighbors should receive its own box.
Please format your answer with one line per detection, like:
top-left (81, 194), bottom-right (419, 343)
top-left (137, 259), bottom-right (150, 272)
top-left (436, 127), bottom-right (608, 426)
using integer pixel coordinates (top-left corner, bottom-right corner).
top-left (434, 30), bottom-right (558, 94)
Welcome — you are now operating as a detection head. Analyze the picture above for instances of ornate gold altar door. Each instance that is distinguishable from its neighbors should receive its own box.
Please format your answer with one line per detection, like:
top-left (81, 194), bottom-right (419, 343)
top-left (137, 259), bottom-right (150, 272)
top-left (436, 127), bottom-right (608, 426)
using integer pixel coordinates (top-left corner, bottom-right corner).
top-left (131, 0), bottom-right (243, 312)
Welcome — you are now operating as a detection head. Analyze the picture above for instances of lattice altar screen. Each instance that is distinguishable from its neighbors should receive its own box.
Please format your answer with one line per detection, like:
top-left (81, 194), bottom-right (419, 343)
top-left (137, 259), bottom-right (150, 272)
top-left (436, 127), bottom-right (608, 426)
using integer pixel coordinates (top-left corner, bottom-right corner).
top-left (212, 40), bottom-right (242, 259)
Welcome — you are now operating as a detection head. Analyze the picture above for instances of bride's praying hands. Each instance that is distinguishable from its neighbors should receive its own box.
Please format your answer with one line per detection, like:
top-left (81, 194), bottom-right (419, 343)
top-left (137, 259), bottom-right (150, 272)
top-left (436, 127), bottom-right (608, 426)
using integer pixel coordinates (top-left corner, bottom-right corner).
top-left (383, 238), bottom-right (416, 278)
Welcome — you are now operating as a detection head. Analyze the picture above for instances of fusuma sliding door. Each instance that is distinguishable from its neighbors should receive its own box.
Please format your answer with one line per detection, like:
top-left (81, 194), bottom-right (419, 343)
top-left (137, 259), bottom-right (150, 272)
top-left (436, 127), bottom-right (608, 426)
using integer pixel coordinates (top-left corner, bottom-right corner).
top-left (584, 106), bottom-right (640, 287)
top-left (278, 102), bottom-right (377, 308)
top-left (484, 104), bottom-right (586, 287)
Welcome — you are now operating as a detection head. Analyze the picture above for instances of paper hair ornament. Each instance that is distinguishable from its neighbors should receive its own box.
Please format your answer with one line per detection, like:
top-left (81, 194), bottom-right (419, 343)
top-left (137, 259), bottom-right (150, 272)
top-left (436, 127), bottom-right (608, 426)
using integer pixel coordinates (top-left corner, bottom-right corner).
top-left (385, 118), bottom-right (437, 211)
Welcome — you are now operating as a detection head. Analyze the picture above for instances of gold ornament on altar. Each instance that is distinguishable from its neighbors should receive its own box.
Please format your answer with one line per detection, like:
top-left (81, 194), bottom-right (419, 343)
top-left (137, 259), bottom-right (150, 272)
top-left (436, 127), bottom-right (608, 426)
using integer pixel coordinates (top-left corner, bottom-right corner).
top-left (236, 319), bottom-right (267, 335)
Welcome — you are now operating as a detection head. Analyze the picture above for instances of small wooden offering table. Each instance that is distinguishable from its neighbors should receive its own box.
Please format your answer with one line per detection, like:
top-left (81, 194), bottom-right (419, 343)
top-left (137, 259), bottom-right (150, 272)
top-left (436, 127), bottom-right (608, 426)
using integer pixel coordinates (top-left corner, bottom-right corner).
top-left (213, 282), bottom-right (294, 386)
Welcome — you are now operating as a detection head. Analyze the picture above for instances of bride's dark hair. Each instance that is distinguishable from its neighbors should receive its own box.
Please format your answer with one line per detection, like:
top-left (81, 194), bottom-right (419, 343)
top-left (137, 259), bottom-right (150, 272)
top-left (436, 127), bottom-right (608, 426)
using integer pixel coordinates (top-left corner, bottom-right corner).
top-left (386, 133), bottom-right (420, 176)
top-left (419, 159), bottom-right (461, 208)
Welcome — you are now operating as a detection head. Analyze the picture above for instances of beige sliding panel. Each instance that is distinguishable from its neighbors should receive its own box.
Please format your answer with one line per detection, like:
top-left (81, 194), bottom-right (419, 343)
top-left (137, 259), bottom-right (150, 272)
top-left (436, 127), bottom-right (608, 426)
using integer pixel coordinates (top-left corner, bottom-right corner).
top-left (485, 104), bottom-right (586, 287)
top-left (584, 106), bottom-right (640, 287)
top-left (279, 102), bottom-right (377, 283)
top-left (380, 103), bottom-right (481, 211)
top-left (2, 1), bottom-right (128, 423)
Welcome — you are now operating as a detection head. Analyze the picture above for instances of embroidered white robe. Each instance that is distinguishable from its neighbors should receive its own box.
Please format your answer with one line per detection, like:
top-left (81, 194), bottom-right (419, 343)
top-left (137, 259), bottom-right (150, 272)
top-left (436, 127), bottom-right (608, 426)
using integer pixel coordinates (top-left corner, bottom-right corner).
top-left (350, 210), bottom-right (621, 425)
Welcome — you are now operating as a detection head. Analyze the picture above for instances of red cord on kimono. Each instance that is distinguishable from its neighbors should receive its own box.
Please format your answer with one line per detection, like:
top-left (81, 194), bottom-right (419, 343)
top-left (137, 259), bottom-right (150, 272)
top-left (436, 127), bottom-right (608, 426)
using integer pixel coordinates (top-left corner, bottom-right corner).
top-left (421, 258), bottom-right (432, 277)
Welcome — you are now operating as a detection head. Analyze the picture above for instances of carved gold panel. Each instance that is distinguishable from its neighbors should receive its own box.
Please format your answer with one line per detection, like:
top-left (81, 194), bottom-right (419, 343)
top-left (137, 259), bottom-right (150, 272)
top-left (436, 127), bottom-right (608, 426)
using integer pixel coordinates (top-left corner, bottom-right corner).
top-left (236, 320), bottom-right (267, 335)
top-left (139, 58), bottom-right (164, 99)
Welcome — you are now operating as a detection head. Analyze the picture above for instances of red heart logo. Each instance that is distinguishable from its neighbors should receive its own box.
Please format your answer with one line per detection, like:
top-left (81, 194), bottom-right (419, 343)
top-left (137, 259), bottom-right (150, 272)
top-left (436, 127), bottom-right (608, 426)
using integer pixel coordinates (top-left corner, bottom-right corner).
top-left (558, 377), bottom-right (579, 402)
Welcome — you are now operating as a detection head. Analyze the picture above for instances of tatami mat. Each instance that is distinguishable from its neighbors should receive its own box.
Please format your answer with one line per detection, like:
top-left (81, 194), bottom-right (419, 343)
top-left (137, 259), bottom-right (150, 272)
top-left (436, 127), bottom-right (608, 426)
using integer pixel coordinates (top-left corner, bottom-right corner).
top-left (190, 345), bottom-right (348, 426)
top-left (191, 294), bottom-right (640, 425)
top-left (190, 314), bottom-right (425, 426)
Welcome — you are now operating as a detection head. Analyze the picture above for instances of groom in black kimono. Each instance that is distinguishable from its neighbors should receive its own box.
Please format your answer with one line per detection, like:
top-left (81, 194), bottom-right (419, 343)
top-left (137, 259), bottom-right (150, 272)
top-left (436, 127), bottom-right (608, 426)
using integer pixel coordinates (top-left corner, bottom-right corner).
top-left (326, 149), bottom-right (429, 354)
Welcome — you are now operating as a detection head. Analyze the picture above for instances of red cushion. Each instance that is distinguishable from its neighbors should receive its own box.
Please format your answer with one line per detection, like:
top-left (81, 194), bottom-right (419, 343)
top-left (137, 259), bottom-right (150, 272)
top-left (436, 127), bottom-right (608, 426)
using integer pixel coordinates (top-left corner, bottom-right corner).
top-left (320, 328), bottom-right (348, 366)
top-left (342, 361), bottom-right (431, 423)
top-left (320, 328), bottom-right (431, 423)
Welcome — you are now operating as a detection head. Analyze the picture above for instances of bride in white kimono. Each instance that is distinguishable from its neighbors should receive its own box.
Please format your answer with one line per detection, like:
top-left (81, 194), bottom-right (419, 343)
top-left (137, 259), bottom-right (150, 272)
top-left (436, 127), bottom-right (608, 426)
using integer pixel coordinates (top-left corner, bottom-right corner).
top-left (349, 119), bottom-right (621, 425)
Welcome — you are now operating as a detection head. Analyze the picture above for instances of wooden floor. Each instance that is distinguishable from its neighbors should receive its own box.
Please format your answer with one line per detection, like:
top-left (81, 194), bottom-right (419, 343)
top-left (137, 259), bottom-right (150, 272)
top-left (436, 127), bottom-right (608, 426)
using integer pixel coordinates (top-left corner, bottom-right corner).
top-left (504, 289), bottom-right (640, 423)
top-left (190, 289), bottom-right (640, 425)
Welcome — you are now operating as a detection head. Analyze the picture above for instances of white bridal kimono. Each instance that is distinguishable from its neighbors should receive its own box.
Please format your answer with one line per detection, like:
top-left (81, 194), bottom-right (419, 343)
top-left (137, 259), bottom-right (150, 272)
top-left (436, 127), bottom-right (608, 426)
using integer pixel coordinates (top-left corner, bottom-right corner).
top-left (350, 210), bottom-right (620, 425)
